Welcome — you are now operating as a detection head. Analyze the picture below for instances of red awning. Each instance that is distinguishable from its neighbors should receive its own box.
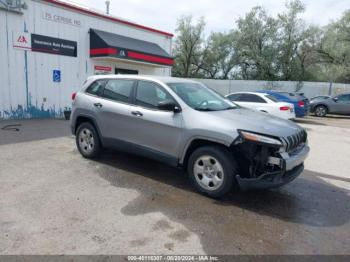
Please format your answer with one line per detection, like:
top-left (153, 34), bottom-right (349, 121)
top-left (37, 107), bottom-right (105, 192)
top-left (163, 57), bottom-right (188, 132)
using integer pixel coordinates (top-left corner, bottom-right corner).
top-left (90, 29), bottom-right (174, 67)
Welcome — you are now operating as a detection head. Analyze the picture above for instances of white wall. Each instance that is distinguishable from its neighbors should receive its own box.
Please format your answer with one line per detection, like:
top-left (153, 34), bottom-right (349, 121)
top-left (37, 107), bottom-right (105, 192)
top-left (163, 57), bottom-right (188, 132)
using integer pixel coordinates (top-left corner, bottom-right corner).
top-left (0, 0), bottom-right (173, 119)
top-left (194, 79), bottom-right (350, 98)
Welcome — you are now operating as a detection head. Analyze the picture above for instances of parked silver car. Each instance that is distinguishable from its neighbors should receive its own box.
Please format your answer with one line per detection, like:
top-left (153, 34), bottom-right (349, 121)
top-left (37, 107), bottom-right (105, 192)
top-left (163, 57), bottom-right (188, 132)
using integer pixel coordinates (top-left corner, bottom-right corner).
top-left (310, 93), bottom-right (350, 117)
top-left (310, 95), bottom-right (331, 103)
top-left (71, 75), bottom-right (310, 197)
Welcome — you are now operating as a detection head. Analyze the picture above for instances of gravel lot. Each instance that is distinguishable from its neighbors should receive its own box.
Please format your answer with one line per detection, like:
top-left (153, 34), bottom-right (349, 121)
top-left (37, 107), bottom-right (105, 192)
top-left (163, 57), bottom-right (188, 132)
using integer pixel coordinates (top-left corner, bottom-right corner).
top-left (0, 116), bottom-right (349, 255)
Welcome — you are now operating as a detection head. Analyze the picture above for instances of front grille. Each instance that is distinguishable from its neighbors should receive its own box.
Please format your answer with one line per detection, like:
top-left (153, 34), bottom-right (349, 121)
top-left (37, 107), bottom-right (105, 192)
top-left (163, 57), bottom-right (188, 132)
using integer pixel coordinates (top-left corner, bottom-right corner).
top-left (284, 129), bottom-right (307, 153)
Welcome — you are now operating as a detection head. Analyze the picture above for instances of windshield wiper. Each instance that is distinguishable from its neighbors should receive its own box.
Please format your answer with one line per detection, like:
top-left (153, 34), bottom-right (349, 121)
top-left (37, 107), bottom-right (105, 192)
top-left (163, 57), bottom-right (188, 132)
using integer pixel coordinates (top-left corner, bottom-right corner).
top-left (194, 107), bottom-right (215, 111)
top-left (195, 106), bottom-right (237, 111)
top-left (222, 106), bottom-right (237, 110)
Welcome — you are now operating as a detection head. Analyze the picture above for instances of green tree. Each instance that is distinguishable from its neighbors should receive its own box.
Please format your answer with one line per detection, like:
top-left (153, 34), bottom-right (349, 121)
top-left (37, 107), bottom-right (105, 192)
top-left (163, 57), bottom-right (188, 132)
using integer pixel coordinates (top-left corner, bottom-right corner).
top-left (193, 32), bottom-right (237, 79)
top-left (172, 16), bottom-right (206, 78)
top-left (234, 6), bottom-right (279, 80)
top-left (171, 2), bottom-right (350, 83)
top-left (315, 10), bottom-right (350, 83)
top-left (296, 26), bottom-right (325, 81)
top-left (277, 0), bottom-right (307, 80)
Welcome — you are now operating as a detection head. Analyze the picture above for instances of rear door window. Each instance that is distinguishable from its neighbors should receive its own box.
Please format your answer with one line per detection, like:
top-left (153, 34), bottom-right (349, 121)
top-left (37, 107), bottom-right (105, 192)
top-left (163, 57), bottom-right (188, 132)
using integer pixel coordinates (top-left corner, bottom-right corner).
top-left (102, 79), bottom-right (135, 103)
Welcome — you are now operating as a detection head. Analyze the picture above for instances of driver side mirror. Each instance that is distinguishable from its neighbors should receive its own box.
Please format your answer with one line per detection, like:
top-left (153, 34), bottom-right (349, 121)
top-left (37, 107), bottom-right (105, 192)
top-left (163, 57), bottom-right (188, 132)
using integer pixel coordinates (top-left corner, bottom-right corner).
top-left (158, 100), bottom-right (181, 113)
top-left (333, 97), bottom-right (339, 102)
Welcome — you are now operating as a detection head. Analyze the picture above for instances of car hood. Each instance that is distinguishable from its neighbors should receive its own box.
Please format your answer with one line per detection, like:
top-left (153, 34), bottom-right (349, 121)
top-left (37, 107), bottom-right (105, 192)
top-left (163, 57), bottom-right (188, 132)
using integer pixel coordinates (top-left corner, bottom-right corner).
top-left (206, 108), bottom-right (302, 138)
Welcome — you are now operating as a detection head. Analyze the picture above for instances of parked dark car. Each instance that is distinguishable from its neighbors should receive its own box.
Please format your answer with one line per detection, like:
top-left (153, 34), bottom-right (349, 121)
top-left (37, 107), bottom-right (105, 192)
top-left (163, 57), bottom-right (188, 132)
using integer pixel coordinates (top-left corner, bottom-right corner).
top-left (310, 93), bottom-right (350, 117)
top-left (257, 91), bottom-right (309, 118)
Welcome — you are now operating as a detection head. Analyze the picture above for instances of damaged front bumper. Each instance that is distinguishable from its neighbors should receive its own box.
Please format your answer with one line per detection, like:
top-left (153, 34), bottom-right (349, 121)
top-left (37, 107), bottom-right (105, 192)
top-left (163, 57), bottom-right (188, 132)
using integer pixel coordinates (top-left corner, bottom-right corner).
top-left (236, 145), bottom-right (310, 191)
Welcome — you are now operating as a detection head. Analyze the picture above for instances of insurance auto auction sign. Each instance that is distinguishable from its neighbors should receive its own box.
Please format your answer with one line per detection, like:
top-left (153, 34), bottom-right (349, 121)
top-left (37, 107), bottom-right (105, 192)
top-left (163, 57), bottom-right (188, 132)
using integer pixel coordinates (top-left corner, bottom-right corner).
top-left (31, 34), bottom-right (77, 57)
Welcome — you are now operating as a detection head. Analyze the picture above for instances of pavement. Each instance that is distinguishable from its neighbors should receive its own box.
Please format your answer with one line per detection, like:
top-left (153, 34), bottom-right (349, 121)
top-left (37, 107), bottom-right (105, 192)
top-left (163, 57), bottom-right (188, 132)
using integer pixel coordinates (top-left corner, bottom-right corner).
top-left (0, 116), bottom-right (350, 255)
top-left (0, 119), bottom-right (70, 146)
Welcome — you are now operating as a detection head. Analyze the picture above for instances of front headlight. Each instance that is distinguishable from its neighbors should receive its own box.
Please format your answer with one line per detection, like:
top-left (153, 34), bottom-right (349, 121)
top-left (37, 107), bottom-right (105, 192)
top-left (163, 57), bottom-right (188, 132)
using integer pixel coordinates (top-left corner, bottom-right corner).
top-left (239, 130), bottom-right (282, 147)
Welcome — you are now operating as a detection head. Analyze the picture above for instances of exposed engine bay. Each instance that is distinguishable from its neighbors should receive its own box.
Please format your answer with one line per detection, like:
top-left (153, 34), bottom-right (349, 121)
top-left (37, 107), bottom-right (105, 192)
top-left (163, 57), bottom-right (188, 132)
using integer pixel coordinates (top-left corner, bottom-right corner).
top-left (232, 141), bottom-right (284, 179)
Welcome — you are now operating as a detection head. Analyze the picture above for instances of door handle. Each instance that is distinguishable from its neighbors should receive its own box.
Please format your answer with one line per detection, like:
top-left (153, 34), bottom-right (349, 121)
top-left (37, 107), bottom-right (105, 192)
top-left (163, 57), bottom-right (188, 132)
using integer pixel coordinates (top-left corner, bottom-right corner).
top-left (131, 111), bottom-right (143, 117)
top-left (94, 103), bottom-right (103, 108)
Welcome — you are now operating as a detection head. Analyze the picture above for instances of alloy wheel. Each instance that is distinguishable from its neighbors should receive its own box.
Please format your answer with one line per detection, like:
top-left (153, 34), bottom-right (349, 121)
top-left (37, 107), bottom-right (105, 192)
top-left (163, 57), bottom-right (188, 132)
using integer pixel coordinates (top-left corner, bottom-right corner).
top-left (315, 106), bottom-right (326, 117)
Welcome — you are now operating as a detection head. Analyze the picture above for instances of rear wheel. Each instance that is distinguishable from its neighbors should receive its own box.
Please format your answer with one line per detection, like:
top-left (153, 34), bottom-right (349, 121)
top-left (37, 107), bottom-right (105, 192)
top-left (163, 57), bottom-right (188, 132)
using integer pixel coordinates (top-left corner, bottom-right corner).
top-left (188, 146), bottom-right (238, 198)
top-left (76, 122), bottom-right (101, 159)
top-left (314, 105), bottom-right (327, 117)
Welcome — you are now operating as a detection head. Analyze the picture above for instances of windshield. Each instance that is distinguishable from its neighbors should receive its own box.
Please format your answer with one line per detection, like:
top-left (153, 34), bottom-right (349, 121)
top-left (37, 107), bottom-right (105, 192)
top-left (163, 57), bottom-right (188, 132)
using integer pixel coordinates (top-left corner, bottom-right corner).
top-left (167, 82), bottom-right (237, 111)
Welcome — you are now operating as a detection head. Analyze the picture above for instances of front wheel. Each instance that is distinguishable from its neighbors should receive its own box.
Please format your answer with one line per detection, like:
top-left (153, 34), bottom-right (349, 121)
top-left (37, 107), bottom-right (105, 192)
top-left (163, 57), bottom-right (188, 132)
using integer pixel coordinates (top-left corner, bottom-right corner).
top-left (314, 105), bottom-right (327, 117)
top-left (187, 146), bottom-right (238, 198)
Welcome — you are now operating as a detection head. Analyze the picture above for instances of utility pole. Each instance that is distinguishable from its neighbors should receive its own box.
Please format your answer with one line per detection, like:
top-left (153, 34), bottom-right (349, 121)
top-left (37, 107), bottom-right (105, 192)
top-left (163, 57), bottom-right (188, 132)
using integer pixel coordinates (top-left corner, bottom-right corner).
top-left (105, 1), bottom-right (110, 15)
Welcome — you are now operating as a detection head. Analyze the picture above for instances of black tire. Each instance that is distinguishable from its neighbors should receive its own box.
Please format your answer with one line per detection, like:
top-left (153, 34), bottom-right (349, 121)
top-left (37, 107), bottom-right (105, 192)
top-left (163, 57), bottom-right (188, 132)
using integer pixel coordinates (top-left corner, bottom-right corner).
top-left (75, 122), bottom-right (101, 159)
top-left (187, 145), bottom-right (238, 198)
top-left (314, 105), bottom-right (328, 117)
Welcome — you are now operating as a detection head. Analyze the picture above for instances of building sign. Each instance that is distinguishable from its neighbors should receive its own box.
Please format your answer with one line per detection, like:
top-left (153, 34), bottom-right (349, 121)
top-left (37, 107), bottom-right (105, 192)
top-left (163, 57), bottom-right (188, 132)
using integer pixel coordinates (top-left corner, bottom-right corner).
top-left (118, 49), bottom-right (127, 58)
top-left (94, 65), bottom-right (112, 75)
top-left (42, 12), bottom-right (82, 27)
top-left (53, 70), bottom-right (61, 82)
top-left (31, 34), bottom-right (77, 57)
top-left (13, 32), bottom-right (31, 50)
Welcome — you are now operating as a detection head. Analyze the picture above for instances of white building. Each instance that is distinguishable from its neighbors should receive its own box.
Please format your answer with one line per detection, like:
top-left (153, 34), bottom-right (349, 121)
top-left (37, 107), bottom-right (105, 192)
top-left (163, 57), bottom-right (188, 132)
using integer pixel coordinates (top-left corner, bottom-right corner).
top-left (0, 0), bottom-right (174, 119)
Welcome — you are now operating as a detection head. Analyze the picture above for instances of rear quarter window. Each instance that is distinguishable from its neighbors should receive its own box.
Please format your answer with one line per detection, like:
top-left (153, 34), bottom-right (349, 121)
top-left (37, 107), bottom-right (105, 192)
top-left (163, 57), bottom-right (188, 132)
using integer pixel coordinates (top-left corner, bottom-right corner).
top-left (86, 79), bottom-right (107, 96)
top-left (265, 94), bottom-right (279, 102)
top-left (238, 94), bottom-right (266, 103)
top-left (227, 94), bottom-right (242, 101)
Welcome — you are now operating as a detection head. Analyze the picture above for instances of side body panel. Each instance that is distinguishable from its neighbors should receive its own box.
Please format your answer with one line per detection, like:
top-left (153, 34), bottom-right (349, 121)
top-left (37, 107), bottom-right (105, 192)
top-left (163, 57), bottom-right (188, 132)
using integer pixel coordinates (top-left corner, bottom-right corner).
top-left (331, 95), bottom-right (350, 114)
top-left (124, 106), bottom-right (184, 157)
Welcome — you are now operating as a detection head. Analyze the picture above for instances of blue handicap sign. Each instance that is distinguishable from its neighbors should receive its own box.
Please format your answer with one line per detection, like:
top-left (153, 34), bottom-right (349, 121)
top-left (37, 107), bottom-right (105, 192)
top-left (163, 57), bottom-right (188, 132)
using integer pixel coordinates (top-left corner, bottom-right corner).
top-left (53, 70), bottom-right (61, 82)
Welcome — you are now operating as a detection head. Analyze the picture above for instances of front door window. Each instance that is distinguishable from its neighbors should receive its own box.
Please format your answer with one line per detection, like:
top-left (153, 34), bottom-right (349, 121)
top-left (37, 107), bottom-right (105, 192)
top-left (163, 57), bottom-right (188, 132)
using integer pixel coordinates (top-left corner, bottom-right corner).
top-left (135, 81), bottom-right (174, 110)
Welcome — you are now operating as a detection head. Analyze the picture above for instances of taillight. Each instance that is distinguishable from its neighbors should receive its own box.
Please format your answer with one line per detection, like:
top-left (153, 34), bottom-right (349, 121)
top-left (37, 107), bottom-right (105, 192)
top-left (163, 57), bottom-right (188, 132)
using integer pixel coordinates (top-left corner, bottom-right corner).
top-left (298, 101), bottom-right (305, 107)
top-left (280, 106), bottom-right (290, 111)
top-left (71, 92), bottom-right (77, 101)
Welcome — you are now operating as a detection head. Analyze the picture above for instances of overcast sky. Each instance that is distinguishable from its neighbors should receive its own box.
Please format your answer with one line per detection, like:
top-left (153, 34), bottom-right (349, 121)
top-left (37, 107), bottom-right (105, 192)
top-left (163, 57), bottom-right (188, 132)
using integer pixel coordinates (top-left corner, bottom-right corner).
top-left (65, 0), bottom-right (349, 34)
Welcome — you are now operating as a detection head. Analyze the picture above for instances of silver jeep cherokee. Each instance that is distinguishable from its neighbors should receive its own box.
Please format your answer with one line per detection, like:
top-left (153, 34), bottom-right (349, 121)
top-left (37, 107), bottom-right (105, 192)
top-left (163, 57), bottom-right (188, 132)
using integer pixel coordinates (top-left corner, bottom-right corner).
top-left (71, 75), bottom-right (310, 197)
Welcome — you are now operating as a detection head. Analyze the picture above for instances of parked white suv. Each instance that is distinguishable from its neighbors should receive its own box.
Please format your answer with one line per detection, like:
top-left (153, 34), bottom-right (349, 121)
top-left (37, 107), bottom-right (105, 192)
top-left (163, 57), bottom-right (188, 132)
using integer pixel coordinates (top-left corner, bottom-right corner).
top-left (71, 75), bottom-right (309, 198)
